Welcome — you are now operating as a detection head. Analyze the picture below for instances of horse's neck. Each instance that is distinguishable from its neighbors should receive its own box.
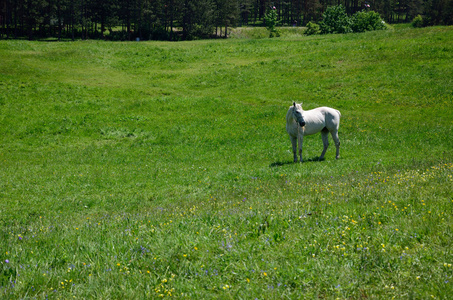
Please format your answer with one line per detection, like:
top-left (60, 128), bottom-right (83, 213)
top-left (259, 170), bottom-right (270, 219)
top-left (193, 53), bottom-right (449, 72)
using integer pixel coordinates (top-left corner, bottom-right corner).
top-left (286, 110), bottom-right (293, 123)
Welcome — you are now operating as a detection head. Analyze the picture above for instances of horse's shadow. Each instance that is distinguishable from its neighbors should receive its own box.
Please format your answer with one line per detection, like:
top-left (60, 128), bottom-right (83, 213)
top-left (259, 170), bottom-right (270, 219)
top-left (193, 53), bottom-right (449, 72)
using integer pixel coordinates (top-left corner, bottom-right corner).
top-left (270, 156), bottom-right (324, 167)
top-left (269, 161), bottom-right (293, 167)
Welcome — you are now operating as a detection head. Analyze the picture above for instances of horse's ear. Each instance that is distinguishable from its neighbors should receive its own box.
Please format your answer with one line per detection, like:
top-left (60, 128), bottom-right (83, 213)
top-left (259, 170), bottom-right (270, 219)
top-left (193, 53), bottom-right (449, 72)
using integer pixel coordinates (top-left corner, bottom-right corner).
top-left (293, 102), bottom-right (296, 107)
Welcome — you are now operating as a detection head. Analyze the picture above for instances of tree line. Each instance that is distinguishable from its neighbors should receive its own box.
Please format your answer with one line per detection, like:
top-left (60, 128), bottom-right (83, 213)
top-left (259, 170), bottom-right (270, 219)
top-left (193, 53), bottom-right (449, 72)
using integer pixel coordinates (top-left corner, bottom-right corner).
top-left (0, 0), bottom-right (451, 41)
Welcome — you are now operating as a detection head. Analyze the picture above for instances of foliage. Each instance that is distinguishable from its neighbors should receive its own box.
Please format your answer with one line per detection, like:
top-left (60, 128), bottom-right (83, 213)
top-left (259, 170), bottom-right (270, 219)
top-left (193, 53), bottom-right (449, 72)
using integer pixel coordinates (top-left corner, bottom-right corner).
top-left (304, 21), bottom-right (320, 35)
top-left (317, 6), bottom-right (387, 35)
top-left (264, 7), bottom-right (281, 37)
top-left (351, 10), bottom-right (387, 32)
top-left (0, 0), bottom-right (451, 41)
top-left (319, 5), bottom-right (353, 34)
top-left (182, 0), bottom-right (216, 40)
top-left (412, 14), bottom-right (425, 27)
top-left (0, 26), bottom-right (453, 298)
top-left (422, 0), bottom-right (453, 25)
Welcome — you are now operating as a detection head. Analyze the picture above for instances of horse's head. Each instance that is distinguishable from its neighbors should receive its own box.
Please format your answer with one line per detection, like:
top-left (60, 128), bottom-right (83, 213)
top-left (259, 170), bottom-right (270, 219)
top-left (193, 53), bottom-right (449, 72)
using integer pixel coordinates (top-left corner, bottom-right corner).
top-left (292, 102), bottom-right (306, 127)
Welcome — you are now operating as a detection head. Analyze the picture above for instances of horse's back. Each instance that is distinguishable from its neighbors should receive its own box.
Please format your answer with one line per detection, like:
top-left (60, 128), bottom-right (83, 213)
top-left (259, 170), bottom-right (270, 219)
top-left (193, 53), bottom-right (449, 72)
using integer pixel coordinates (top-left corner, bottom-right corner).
top-left (309, 106), bottom-right (340, 115)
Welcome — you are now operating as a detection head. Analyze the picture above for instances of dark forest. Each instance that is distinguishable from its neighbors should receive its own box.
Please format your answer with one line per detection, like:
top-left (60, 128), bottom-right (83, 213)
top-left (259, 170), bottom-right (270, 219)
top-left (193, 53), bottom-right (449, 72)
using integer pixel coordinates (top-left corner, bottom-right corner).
top-left (0, 0), bottom-right (451, 40)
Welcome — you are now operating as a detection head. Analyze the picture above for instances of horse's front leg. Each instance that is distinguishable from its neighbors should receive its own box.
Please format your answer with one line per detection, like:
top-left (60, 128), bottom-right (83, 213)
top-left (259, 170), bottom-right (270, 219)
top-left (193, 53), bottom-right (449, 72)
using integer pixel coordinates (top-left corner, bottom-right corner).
top-left (298, 133), bottom-right (303, 163)
top-left (290, 135), bottom-right (298, 162)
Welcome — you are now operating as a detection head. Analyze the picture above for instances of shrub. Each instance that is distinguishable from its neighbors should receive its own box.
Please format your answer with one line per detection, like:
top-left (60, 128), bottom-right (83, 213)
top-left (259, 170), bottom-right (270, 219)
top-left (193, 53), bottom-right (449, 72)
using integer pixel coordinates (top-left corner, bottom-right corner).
top-left (304, 22), bottom-right (320, 35)
top-left (412, 14), bottom-right (424, 28)
top-left (319, 5), bottom-right (352, 34)
top-left (109, 30), bottom-right (129, 41)
top-left (351, 10), bottom-right (387, 32)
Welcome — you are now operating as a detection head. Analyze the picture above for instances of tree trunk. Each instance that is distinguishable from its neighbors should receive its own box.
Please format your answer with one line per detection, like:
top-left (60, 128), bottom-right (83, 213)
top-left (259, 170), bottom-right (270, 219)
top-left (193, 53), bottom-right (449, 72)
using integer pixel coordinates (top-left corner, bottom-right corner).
top-left (224, 20), bottom-right (227, 38)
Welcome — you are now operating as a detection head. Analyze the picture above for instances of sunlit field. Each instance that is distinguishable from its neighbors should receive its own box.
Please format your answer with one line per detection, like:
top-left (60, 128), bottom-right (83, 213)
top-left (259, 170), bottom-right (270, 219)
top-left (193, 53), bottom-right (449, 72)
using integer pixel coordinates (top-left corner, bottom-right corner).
top-left (1, 25), bottom-right (452, 298)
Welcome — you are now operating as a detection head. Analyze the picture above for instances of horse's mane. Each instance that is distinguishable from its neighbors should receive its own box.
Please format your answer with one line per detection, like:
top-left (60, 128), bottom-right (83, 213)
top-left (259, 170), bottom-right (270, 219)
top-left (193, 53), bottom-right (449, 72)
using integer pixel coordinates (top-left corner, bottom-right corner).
top-left (286, 106), bottom-right (295, 124)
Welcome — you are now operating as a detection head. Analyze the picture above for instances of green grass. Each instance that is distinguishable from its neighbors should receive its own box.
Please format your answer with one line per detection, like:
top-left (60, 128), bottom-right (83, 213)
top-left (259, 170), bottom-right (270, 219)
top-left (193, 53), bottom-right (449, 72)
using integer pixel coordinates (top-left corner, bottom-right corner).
top-left (1, 26), bottom-right (452, 298)
top-left (229, 26), bottom-right (308, 39)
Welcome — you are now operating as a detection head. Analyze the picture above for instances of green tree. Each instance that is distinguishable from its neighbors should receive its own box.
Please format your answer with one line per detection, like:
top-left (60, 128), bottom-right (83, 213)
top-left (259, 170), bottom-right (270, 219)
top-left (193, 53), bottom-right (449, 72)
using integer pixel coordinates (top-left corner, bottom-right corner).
top-left (91, 0), bottom-right (118, 38)
top-left (21, 0), bottom-right (48, 39)
top-left (407, 0), bottom-right (424, 21)
top-left (214, 0), bottom-right (238, 38)
top-left (180, 0), bottom-right (215, 40)
top-left (239, 0), bottom-right (253, 25)
top-left (319, 4), bottom-right (352, 34)
top-left (264, 5), bottom-right (280, 37)
top-left (423, 0), bottom-right (453, 25)
top-left (351, 10), bottom-right (386, 32)
top-left (303, 0), bottom-right (322, 25)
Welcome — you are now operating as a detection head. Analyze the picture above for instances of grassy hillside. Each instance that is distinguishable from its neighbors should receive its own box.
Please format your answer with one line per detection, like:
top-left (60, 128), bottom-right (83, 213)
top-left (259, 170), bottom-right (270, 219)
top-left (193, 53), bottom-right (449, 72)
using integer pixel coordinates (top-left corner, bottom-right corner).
top-left (1, 26), bottom-right (452, 298)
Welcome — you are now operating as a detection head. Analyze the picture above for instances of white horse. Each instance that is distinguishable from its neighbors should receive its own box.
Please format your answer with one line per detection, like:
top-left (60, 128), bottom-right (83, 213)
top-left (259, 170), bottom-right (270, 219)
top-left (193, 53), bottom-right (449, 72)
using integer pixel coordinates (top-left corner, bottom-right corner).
top-left (286, 102), bottom-right (341, 163)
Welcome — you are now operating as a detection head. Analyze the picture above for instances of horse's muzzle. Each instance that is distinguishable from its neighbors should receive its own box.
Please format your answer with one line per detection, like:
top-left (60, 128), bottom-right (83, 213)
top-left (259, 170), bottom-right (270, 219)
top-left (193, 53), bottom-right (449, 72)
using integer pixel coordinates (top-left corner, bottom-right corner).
top-left (299, 121), bottom-right (306, 127)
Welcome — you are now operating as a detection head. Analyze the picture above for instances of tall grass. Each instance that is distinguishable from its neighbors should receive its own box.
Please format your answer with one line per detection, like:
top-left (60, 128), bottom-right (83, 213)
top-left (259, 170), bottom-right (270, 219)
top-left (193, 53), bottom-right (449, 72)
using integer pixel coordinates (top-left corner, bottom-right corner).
top-left (0, 25), bottom-right (452, 298)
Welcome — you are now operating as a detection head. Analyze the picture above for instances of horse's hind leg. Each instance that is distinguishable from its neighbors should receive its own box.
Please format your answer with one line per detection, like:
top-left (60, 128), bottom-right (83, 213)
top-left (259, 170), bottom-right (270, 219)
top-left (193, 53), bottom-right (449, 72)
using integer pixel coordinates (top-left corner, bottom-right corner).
top-left (320, 129), bottom-right (329, 160)
top-left (331, 130), bottom-right (340, 159)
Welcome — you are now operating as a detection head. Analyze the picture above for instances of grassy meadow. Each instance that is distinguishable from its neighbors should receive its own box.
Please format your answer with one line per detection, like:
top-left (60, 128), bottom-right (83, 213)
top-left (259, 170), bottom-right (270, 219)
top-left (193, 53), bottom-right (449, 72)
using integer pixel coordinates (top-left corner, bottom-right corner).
top-left (1, 25), bottom-right (452, 299)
